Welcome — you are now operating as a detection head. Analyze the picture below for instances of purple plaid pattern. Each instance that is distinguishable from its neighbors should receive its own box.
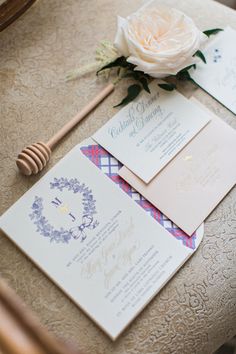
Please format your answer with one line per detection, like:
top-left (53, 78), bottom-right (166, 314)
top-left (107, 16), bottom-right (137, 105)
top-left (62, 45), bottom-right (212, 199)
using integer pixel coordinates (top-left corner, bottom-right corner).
top-left (80, 144), bottom-right (196, 250)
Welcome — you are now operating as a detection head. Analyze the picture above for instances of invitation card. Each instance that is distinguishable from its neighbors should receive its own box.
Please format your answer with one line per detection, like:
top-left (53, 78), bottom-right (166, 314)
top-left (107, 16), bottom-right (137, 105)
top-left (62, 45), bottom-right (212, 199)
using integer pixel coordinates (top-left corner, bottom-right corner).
top-left (119, 99), bottom-right (236, 236)
top-left (93, 81), bottom-right (210, 183)
top-left (191, 27), bottom-right (236, 114)
top-left (79, 138), bottom-right (204, 251)
top-left (0, 144), bottom-right (192, 340)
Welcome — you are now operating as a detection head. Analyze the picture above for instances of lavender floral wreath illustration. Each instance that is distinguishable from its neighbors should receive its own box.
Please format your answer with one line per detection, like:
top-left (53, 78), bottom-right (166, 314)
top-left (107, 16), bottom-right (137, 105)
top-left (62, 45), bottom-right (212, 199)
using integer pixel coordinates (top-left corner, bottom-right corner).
top-left (29, 177), bottom-right (99, 243)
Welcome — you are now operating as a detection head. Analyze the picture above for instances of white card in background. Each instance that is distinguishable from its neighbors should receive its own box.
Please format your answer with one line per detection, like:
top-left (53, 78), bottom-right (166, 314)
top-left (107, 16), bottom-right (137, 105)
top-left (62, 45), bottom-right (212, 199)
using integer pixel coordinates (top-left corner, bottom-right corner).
top-left (93, 81), bottom-right (210, 183)
top-left (0, 145), bottom-right (191, 340)
top-left (191, 27), bottom-right (236, 114)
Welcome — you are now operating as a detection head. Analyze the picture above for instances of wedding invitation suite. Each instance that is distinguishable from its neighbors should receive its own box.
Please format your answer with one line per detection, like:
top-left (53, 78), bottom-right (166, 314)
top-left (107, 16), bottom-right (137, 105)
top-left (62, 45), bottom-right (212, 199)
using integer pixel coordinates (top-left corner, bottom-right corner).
top-left (79, 137), bottom-right (204, 252)
top-left (191, 27), bottom-right (236, 114)
top-left (0, 144), bottom-right (193, 340)
top-left (93, 81), bottom-right (210, 183)
top-left (119, 99), bottom-right (236, 235)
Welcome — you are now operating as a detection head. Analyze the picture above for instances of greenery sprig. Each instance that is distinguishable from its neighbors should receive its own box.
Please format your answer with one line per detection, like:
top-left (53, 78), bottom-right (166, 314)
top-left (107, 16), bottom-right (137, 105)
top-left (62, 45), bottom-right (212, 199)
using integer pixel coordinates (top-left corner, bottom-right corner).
top-left (67, 28), bottom-right (223, 107)
top-left (96, 28), bottom-right (223, 107)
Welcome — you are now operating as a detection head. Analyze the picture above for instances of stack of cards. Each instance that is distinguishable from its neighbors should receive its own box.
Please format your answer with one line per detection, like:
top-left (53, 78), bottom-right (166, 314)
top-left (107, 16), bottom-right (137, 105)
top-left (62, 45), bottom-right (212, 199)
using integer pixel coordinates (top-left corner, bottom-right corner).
top-left (0, 142), bottom-right (200, 340)
top-left (93, 80), bottom-right (236, 236)
top-left (1, 26), bottom-right (236, 341)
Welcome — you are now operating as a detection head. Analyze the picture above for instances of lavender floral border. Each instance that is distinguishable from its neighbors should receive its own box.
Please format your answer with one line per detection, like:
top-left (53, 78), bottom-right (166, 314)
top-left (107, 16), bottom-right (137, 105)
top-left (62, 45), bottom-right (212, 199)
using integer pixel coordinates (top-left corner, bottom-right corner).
top-left (29, 177), bottom-right (98, 244)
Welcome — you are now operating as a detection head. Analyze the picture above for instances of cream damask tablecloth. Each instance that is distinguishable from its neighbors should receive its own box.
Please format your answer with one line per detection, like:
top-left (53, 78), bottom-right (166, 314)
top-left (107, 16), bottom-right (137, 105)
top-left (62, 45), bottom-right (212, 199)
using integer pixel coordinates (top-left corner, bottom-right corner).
top-left (0, 0), bottom-right (236, 353)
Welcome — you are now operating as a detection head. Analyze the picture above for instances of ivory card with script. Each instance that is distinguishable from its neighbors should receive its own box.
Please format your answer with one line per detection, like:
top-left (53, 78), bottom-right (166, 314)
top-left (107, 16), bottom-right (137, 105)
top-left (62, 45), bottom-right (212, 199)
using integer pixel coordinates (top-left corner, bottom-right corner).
top-left (93, 81), bottom-right (210, 183)
top-left (191, 27), bottom-right (236, 114)
top-left (0, 145), bottom-right (191, 340)
top-left (119, 99), bottom-right (236, 236)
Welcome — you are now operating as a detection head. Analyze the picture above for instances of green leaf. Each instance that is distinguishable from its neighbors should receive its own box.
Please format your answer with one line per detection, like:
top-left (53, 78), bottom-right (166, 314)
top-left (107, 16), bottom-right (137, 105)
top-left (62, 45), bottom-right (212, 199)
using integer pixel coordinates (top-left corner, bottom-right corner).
top-left (181, 64), bottom-right (196, 72)
top-left (140, 77), bottom-right (150, 93)
top-left (203, 28), bottom-right (223, 37)
top-left (114, 84), bottom-right (142, 107)
top-left (194, 50), bottom-right (206, 64)
top-left (124, 71), bottom-right (150, 93)
top-left (171, 64), bottom-right (196, 79)
top-left (176, 69), bottom-right (194, 82)
top-left (158, 83), bottom-right (177, 92)
top-left (124, 71), bottom-right (141, 80)
top-left (124, 70), bottom-right (147, 79)
top-left (97, 56), bottom-right (130, 75)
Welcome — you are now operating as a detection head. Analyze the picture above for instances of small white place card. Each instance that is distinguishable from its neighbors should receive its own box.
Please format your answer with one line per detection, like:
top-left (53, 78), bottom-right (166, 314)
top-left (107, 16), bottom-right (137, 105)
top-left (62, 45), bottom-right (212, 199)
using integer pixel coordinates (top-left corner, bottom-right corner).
top-left (0, 144), bottom-right (191, 340)
top-left (93, 81), bottom-right (210, 183)
top-left (191, 27), bottom-right (236, 114)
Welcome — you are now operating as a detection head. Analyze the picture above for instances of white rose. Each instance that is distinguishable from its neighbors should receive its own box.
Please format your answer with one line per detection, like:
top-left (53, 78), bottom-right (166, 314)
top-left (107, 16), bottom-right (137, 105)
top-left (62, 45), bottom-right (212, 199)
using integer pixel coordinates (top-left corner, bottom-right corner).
top-left (114, 7), bottom-right (207, 78)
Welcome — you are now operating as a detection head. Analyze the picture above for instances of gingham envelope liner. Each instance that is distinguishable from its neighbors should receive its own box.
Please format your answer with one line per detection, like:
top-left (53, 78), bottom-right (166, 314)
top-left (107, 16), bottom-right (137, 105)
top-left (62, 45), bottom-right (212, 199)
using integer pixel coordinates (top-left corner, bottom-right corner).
top-left (80, 143), bottom-right (197, 250)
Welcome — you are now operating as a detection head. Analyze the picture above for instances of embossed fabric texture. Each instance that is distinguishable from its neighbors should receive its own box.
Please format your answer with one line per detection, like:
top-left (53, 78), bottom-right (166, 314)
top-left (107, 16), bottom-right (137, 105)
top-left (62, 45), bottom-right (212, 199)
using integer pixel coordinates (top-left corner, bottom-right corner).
top-left (0, 1), bottom-right (236, 353)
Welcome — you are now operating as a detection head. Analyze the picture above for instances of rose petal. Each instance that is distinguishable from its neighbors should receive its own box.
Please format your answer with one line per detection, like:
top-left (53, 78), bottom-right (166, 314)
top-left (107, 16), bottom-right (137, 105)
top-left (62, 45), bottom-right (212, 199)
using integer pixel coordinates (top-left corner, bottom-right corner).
top-left (114, 6), bottom-right (208, 78)
top-left (114, 16), bottom-right (130, 57)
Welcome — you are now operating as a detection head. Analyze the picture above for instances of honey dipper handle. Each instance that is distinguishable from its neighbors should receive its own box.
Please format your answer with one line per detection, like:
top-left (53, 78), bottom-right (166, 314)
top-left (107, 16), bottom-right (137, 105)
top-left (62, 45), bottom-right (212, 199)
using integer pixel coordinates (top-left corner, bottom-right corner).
top-left (47, 83), bottom-right (115, 150)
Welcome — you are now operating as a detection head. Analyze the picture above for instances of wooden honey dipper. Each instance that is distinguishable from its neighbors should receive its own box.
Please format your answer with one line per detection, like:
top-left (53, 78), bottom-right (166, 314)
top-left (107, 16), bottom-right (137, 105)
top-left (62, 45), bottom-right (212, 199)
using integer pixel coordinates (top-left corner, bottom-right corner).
top-left (16, 83), bottom-right (114, 176)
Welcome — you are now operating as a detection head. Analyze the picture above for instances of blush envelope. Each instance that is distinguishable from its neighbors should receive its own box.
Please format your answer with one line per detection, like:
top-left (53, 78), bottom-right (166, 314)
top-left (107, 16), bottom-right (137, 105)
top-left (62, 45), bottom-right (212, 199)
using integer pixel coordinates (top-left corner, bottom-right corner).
top-left (119, 98), bottom-right (236, 236)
